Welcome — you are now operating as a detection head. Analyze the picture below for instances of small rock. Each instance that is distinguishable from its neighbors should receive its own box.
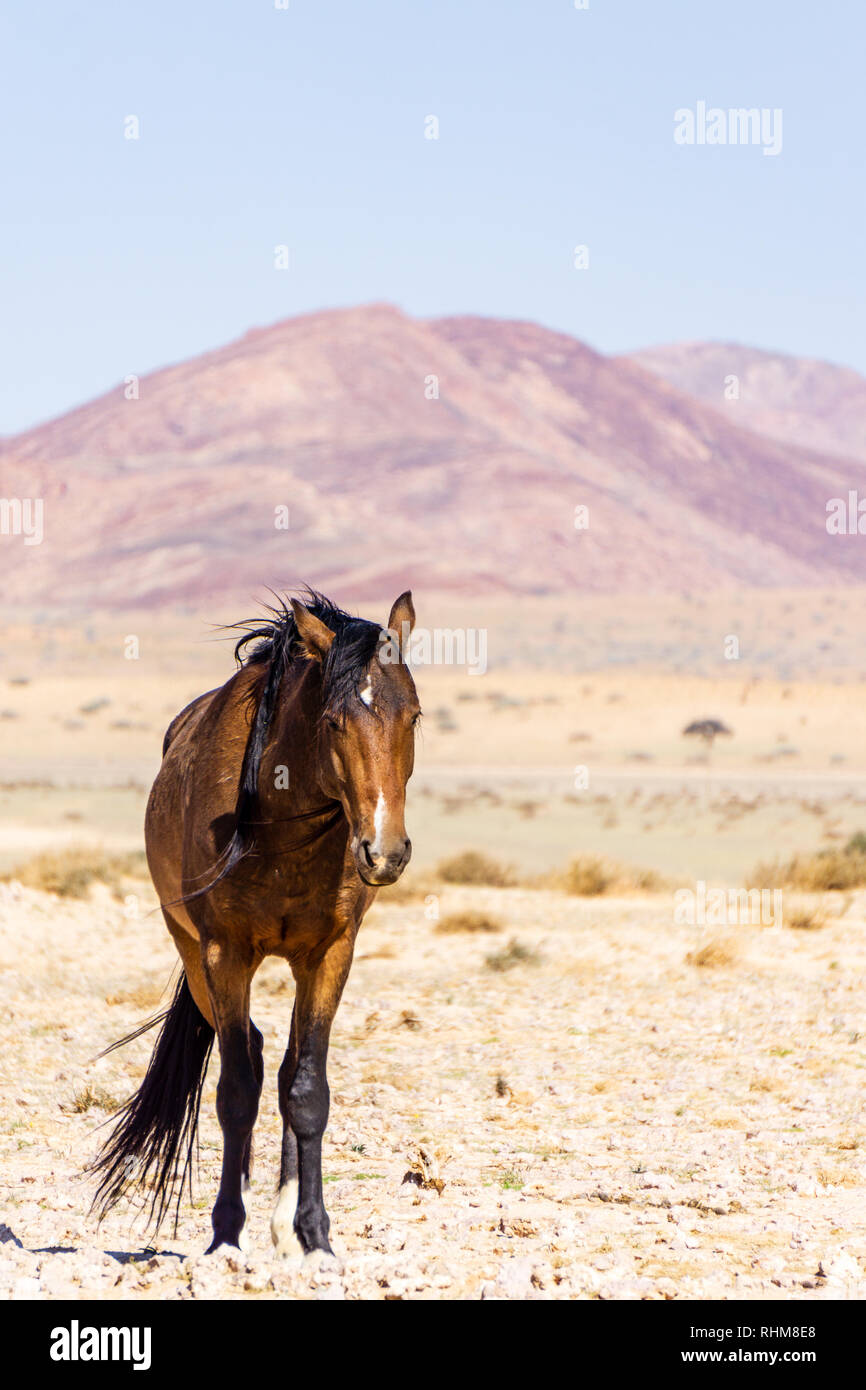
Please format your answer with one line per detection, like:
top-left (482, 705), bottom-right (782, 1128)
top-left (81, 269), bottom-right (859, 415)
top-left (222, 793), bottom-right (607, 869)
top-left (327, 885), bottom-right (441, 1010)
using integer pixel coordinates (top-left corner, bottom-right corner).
top-left (498, 1217), bottom-right (537, 1238)
top-left (817, 1252), bottom-right (862, 1283)
top-left (303, 1250), bottom-right (345, 1277)
top-left (12, 1276), bottom-right (41, 1299)
top-left (493, 1256), bottom-right (534, 1299)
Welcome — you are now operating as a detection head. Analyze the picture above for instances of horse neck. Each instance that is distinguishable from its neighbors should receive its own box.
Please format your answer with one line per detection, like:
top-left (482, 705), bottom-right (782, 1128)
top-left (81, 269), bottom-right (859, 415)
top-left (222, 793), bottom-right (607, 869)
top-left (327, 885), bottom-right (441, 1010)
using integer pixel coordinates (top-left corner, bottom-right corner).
top-left (256, 659), bottom-right (332, 820)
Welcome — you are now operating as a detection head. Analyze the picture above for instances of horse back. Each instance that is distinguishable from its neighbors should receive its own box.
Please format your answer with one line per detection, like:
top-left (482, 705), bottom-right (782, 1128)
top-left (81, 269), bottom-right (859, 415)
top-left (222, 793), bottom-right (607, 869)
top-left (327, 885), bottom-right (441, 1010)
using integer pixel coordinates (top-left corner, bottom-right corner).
top-left (161, 689), bottom-right (219, 757)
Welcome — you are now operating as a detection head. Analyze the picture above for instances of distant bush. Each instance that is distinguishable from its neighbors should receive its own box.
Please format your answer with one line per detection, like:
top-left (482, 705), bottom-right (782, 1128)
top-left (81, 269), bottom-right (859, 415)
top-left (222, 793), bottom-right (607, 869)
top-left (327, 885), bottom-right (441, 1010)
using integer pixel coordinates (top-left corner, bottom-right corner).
top-left (2, 846), bottom-right (148, 899)
top-left (436, 850), bottom-right (514, 887)
top-left (561, 855), bottom-right (614, 896)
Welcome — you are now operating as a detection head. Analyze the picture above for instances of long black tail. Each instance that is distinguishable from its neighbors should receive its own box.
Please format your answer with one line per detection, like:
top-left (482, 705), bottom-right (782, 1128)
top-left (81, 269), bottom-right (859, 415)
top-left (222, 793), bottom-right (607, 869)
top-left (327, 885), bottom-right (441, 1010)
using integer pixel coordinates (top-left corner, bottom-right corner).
top-left (89, 974), bottom-right (215, 1233)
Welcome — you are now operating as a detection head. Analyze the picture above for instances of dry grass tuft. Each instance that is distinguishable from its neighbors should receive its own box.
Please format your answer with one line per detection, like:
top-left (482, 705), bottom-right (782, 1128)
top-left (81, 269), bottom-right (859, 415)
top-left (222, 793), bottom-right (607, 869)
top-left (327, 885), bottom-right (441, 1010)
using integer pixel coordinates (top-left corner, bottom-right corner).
top-left (749, 1076), bottom-right (779, 1093)
top-left (356, 944), bottom-right (397, 961)
top-left (393, 1009), bottom-right (422, 1030)
top-left (784, 897), bottom-right (827, 931)
top-left (545, 854), bottom-right (665, 897)
top-left (3, 846), bottom-right (149, 899)
top-left (685, 934), bottom-right (739, 968)
top-left (65, 1083), bottom-right (122, 1114)
top-left (436, 850), bottom-right (514, 887)
top-left (435, 910), bottom-right (503, 935)
top-left (754, 834), bottom-right (866, 892)
top-left (484, 937), bottom-right (541, 972)
top-left (816, 1165), bottom-right (861, 1189)
top-left (560, 855), bottom-right (614, 896)
top-left (105, 981), bottom-right (166, 1009)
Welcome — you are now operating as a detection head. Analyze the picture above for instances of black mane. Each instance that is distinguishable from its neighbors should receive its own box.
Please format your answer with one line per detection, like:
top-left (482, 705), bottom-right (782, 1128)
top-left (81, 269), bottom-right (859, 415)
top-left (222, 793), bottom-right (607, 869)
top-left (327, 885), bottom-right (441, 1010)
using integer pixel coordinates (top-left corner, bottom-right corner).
top-left (232, 588), bottom-right (383, 721)
top-left (180, 590), bottom-right (382, 904)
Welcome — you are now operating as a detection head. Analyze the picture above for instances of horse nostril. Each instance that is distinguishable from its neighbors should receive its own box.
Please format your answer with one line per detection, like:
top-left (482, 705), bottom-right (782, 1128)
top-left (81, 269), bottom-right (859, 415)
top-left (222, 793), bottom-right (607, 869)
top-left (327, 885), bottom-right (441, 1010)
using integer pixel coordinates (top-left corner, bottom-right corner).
top-left (361, 840), bottom-right (376, 868)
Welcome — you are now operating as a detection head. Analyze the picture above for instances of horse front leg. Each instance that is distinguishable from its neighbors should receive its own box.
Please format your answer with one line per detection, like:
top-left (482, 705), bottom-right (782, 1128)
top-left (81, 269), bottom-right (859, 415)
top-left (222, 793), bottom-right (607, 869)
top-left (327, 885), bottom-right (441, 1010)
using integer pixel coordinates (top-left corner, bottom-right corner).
top-left (271, 933), bottom-right (354, 1256)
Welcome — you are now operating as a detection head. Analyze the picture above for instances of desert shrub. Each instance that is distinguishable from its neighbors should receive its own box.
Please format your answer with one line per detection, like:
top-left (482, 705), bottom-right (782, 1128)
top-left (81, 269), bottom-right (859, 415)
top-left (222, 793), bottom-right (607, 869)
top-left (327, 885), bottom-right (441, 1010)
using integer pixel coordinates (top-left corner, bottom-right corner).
top-left (2, 846), bottom-right (149, 899)
top-left (631, 866), bottom-right (665, 891)
top-left (685, 935), bottom-right (739, 968)
top-left (435, 910), bottom-right (503, 934)
top-left (484, 937), bottom-right (541, 972)
top-left (561, 855), bottom-right (613, 895)
top-left (551, 855), bottom-right (665, 897)
top-left (105, 981), bottom-right (167, 1008)
top-left (436, 850), bottom-right (514, 887)
top-left (784, 899), bottom-right (826, 931)
top-left (67, 1084), bottom-right (121, 1114)
top-left (754, 841), bottom-right (866, 892)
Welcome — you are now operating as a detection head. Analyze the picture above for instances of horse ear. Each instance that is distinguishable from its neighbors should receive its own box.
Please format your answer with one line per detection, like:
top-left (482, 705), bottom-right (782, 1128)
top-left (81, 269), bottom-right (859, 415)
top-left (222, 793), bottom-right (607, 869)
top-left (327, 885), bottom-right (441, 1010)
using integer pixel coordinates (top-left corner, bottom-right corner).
top-left (387, 591), bottom-right (415, 653)
top-left (290, 599), bottom-right (335, 662)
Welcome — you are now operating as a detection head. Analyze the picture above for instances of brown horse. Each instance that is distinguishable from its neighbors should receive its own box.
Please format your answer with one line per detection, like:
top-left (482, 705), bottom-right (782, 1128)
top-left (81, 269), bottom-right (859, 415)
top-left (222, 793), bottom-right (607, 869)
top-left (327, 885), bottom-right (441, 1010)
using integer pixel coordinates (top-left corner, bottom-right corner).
top-left (91, 590), bottom-right (420, 1256)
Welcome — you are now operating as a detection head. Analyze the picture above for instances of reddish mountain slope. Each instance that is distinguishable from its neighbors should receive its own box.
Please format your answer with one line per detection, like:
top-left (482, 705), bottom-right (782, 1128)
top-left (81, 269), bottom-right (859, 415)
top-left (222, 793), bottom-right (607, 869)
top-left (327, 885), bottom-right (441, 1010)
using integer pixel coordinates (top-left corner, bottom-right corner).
top-left (623, 341), bottom-right (866, 465)
top-left (2, 305), bottom-right (864, 611)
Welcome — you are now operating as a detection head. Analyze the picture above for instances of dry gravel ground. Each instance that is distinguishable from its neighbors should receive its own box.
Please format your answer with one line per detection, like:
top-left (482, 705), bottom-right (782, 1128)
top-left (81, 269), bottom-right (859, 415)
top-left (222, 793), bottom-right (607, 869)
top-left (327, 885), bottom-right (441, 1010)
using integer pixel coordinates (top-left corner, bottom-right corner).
top-left (2, 877), bottom-right (866, 1301)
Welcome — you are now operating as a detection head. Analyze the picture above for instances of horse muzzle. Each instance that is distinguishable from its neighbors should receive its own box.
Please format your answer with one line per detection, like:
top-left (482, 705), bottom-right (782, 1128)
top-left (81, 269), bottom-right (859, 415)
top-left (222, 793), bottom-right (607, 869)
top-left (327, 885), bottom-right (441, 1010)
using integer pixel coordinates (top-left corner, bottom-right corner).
top-left (354, 835), bottom-right (412, 886)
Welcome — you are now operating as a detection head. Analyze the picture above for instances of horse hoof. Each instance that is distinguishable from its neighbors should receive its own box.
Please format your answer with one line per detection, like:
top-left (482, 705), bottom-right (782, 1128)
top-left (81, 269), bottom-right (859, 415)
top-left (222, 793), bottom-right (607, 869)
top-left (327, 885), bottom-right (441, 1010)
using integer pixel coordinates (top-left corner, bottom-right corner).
top-left (275, 1252), bottom-right (305, 1272)
top-left (206, 1241), bottom-right (244, 1259)
top-left (303, 1249), bottom-right (343, 1275)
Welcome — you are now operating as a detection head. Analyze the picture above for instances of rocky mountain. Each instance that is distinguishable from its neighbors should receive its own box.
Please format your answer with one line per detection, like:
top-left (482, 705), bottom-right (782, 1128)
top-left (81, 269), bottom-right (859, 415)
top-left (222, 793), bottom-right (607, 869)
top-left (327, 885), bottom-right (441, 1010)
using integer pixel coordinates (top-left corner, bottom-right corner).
top-left (2, 305), bottom-right (865, 611)
top-left (623, 341), bottom-right (866, 465)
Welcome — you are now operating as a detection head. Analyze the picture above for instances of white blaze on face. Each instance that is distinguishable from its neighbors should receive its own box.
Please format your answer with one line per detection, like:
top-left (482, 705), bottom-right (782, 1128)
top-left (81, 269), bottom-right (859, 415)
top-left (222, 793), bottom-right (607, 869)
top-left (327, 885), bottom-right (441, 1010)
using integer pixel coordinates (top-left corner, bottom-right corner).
top-left (371, 789), bottom-right (387, 856)
top-left (359, 676), bottom-right (373, 707)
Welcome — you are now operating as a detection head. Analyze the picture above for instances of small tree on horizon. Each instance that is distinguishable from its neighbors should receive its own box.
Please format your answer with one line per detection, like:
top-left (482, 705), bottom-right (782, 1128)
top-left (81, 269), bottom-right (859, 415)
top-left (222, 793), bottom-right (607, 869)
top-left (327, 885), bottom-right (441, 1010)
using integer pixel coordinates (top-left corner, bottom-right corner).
top-left (683, 718), bottom-right (733, 751)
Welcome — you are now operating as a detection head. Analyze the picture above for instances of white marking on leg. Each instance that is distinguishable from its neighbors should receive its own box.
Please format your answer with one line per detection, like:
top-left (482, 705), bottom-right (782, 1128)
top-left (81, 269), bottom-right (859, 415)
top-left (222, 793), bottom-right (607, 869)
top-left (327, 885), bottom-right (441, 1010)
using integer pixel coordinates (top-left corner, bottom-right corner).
top-left (238, 1181), bottom-right (250, 1253)
top-left (271, 1180), bottom-right (302, 1258)
top-left (371, 790), bottom-right (387, 855)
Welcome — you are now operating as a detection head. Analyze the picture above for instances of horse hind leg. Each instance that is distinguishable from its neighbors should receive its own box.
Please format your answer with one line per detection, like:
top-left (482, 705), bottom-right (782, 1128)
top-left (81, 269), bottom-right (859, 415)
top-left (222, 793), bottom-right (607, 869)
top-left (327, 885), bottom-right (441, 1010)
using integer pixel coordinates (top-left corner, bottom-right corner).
top-left (271, 1002), bottom-right (302, 1258)
top-left (242, 1021), bottom-right (264, 1190)
top-left (201, 939), bottom-right (260, 1255)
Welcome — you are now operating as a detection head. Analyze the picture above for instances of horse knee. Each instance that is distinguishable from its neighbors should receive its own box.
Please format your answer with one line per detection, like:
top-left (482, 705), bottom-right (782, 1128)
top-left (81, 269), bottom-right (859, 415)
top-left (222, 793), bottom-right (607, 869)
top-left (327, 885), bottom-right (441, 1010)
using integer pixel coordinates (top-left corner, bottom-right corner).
top-left (216, 1065), bottom-right (259, 1135)
top-left (249, 1022), bottom-right (264, 1087)
top-left (287, 1062), bottom-right (329, 1139)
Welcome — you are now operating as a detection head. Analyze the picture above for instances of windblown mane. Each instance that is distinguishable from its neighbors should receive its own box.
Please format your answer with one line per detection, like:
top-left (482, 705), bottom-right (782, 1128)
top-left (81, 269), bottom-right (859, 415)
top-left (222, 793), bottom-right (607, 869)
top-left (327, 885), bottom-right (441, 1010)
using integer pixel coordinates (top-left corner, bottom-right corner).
top-left (181, 590), bottom-right (382, 902)
top-left (233, 589), bottom-right (383, 721)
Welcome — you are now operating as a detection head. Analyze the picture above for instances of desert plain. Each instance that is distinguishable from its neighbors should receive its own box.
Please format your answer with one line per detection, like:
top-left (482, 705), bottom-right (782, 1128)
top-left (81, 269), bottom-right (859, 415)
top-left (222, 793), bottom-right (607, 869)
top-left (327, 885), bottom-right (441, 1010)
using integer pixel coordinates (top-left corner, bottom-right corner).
top-left (1, 589), bottom-right (866, 1300)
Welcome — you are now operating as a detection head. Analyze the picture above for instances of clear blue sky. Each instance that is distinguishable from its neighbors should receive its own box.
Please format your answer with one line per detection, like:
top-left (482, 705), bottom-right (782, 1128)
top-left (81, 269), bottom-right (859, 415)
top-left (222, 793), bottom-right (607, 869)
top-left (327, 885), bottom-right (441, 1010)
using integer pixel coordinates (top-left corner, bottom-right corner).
top-left (1, 0), bottom-right (863, 433)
